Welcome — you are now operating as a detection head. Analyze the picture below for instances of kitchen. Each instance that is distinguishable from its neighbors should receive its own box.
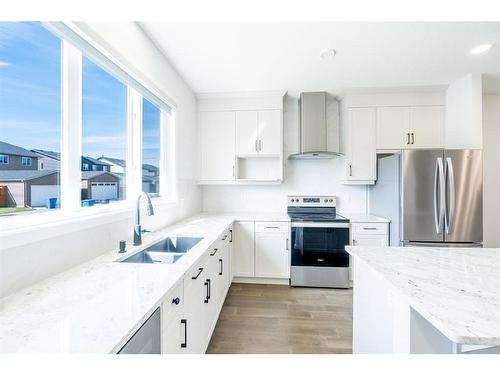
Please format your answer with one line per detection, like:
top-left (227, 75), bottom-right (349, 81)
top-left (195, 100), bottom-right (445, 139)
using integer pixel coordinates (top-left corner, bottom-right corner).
top-left (1, 5), bottom-right (500, 373)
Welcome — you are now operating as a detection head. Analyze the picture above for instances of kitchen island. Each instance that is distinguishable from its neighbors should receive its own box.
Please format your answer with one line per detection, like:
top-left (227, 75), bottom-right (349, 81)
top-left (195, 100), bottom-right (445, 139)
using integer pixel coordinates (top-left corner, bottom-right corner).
top-left (347, 245), bottom-right (500, 354)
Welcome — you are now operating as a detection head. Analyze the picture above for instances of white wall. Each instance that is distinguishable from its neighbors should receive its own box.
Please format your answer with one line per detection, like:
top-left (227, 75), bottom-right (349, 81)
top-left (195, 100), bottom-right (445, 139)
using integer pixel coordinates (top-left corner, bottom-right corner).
top-left (482, 95), bottom-right (500, 247)
top-left (0, 22), bottom-right (202, 298)
top-left (445, 74), bottom-right (483, 149)
top-left (202, 95), bottom-right (368, 214)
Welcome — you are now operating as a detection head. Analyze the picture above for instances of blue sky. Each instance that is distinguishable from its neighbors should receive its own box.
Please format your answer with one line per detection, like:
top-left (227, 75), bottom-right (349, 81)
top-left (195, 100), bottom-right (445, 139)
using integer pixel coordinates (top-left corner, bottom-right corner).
top-left (0, 22), bottom-right (160, 167)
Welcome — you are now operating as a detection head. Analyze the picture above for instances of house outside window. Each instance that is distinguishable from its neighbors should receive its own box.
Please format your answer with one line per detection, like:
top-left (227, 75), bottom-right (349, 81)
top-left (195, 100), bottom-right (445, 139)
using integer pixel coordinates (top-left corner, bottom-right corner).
top-left (92, 165), bottom-right (97, 171)
top-left (21, 157), bottom-right (32, 166)
top-left (0, 155), bottom-right (9, 164)
top-left (82, 163), bottom-right (89, 171)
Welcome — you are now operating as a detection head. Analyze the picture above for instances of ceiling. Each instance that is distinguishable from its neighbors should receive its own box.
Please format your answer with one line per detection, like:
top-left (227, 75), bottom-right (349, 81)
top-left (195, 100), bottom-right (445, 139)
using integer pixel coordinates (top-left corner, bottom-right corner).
top-left (140, 22), bottom-right (500, 95)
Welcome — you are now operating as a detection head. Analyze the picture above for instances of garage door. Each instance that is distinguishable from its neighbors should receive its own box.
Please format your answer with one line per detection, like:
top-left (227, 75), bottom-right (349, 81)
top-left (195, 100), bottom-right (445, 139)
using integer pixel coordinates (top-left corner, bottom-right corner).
top-left (91, 182), bottom-right (118, 201)
top-left (31, 185), bottom-right (59, 207)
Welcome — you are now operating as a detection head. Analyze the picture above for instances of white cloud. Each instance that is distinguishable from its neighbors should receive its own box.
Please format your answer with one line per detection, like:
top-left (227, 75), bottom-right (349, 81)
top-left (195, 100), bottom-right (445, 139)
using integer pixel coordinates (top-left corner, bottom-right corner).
top-left (0, 60), bottom-right (11, 67)
top-left (83, 135), bottom-right (125, 144)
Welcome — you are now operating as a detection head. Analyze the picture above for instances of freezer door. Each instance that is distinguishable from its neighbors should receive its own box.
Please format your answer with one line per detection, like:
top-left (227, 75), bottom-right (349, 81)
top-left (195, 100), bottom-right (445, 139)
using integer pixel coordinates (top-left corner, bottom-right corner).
top-left (401, 149), bottom-right (445, 243)
top-left (444, 149), bottom-right (483, 243)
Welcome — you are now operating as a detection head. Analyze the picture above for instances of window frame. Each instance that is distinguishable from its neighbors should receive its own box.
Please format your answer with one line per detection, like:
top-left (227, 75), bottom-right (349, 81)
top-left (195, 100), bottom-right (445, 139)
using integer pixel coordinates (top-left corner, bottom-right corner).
top-left (0, 22), bottom-right (177, 231)
top-left (0, 155), bottom-right (9, 164)
top-left (21, 157), bottom-right (32, 166)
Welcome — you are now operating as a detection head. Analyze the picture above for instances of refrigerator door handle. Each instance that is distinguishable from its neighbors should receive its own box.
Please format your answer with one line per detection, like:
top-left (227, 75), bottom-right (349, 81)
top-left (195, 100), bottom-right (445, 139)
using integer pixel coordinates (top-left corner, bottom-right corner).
top-left (445, 157), bottom-right (455, 234)
top-left (433, 157), bottom-right (445, 234)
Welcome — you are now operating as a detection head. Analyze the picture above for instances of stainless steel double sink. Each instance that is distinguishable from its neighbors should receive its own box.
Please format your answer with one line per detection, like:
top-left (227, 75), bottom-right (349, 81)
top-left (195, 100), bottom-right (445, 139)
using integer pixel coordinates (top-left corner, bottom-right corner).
top-left (119, 236), bottom-right (203, 264)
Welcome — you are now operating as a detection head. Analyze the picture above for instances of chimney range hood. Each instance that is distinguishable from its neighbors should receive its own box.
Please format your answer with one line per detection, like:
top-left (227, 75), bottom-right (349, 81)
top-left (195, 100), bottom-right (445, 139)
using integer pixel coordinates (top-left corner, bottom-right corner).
top-left (288, 92), bottom-right (343, 159)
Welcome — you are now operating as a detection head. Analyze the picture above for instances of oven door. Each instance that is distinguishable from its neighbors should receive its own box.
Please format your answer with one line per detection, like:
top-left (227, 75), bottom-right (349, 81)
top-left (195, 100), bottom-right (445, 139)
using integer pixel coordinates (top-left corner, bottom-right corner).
top-left (291, 222), bottom-right (350, 267)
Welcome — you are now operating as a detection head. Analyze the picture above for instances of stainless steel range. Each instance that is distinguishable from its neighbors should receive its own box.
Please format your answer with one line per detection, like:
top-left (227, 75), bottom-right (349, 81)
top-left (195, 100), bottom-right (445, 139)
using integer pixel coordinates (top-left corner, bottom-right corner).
top-left (288, 195), bottom-right (350, 288)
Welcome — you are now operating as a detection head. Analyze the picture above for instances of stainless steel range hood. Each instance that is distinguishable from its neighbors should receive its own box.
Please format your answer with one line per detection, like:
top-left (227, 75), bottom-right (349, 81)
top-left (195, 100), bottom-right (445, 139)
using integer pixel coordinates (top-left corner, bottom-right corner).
top-left (288, 92), bottom-right (343, 159)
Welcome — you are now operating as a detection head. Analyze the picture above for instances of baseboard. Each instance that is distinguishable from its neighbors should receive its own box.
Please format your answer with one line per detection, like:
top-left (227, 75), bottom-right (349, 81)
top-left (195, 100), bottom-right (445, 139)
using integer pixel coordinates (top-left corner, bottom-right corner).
top-left (232, 277), bottom-right (290, 285)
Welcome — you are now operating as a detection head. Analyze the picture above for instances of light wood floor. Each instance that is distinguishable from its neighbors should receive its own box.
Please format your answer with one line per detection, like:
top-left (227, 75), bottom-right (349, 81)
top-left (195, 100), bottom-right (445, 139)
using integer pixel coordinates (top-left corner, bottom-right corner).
top-left (207, 283), bottom-right (353, 354)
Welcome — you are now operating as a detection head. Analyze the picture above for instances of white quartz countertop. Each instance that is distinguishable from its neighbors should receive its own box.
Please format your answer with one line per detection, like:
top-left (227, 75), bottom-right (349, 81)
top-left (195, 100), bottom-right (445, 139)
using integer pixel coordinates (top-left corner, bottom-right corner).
top-left (0, 212), bottom-right (260, 353)
top-left (342, 213), bottom-right (390, 223)
top-left (346, 245), bottom-right (500, 346)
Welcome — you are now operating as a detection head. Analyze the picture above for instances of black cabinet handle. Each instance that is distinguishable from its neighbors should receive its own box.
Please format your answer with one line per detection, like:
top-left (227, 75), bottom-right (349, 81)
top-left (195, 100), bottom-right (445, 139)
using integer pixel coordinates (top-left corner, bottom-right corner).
top-left (192, 267), bottom-right (203, 280)
top-left (219, 259), bottom-right (223, 275)
top-left (411, 132), bottom-right (415, 145)
top-left (172, 297), bottom-right (180, 305)
top-left (204, 281), bottom-right (209, 303)
top-left (210, 248), bottom-right (218, 256)
top-left (229, 229), bottom-right (233, 243)
top-left (181, 319), bottom-right (187, 348)
top-left (407, 133), bottom-right (410, 145)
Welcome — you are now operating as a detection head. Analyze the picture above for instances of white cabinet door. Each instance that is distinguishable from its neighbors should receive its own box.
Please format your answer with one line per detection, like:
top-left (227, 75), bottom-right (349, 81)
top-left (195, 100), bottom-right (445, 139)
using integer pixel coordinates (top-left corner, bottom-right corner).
top-left (203, 253), bottom-right (220, 347)
top-left (376, 107), bottom-right (410, 149)
top-left (346, 108), bottom-right (377, 182)
top-left (199, 111), bottom-right (235, 181)
top-left (409, 106), bottom-right (444, 149)
top-left (233, 221), bottom-right (255, 277)
top-left (254, 232), bottom-right (289, 278)
top-left (215, 243), bottom-right (230, 310)
top-left (258, 110), bottom-right (281, 155)
top-left (235, 111), bottom-right (259, 155)
top-left (183, 264), bottom-right (208, 354)
top-left (163, 311), bottom-right (184, 354)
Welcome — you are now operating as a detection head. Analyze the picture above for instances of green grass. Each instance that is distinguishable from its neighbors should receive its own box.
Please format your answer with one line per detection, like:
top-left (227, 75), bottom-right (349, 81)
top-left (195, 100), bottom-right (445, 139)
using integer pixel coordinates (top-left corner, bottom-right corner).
top-left (0, 207), bottom-right (34, 215)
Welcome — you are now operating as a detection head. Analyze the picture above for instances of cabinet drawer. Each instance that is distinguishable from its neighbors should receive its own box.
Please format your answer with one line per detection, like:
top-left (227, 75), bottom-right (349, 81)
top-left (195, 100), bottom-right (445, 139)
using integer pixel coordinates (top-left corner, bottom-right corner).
top-left (351, 223), bottom-right (387, 235)
top-left (162, 281), bottom-right (184, 322)
top-left (255, 221), bottom-right (289, 233)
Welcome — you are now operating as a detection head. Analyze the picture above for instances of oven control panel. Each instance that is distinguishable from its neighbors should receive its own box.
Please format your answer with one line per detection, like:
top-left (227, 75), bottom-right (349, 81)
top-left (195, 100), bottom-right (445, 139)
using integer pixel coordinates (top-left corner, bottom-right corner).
top-left (287, 195), bottom-right (336, 207)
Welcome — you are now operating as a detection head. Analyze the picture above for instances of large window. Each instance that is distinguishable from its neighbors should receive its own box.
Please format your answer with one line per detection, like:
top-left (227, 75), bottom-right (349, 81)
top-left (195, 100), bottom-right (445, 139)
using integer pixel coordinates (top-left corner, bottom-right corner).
top-left (82, 56), bottom-right (127, 205)
top-left (0, 22), bottom-right (172, 221)
top-left (142, 98), bottom-right (161, 196)
top-left (0, 22), bottom-right (61, 214)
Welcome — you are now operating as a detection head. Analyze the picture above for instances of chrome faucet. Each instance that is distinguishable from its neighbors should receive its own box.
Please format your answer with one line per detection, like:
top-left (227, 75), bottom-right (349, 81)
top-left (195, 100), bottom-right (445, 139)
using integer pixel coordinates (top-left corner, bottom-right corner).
top-left (134, 192), bottom-right (155, 246)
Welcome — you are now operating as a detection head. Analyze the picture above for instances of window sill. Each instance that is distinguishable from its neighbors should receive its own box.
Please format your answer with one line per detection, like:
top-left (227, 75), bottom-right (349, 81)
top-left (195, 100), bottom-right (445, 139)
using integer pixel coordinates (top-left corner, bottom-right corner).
top-left (0, 196), bottom-right (177, 249)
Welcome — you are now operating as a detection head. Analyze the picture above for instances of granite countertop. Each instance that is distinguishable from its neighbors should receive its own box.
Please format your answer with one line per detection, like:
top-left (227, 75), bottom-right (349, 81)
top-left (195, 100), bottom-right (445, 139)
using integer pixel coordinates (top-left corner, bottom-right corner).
top-left (346, 245), bottom-right (500, 346)
top-left (0, 212), bottom-right (286, 353)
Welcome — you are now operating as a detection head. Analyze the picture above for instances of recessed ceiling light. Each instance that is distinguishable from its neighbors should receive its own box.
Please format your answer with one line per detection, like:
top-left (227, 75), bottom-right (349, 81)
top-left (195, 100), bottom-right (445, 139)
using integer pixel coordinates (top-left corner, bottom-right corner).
top-left (470, 43), bottom-right (494, 55)
top-left (319, 48), bottom-right (336, 60)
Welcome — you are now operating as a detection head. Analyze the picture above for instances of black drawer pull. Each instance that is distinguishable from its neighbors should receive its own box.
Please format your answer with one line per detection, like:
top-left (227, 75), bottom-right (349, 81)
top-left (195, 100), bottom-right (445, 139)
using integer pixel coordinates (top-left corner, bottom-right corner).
top-left (181, 319), bottom-right (187, 348)
top-left (172, 297), bottom-right (180, 305)
top-left (219, 259), bottom-right (223, 275)
top-left (229, 229), bottom-right (233, 242)
top-left (192, 267), bottom-right (203, 280)
top-left (210, 248), bottom-right (218, 256)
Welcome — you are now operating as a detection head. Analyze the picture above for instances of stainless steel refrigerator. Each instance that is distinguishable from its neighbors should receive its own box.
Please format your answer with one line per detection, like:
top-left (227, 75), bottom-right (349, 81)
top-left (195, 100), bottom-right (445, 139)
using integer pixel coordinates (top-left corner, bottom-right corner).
top-left (370, 149), bottom-right (482, 247)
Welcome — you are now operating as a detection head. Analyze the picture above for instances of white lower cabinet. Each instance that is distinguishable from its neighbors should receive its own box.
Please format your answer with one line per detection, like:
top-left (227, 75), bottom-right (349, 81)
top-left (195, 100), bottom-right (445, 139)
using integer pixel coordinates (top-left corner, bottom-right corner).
top-left (255, 227), bottom-right (289, 279)
top-left (350, 222), bottom-right (389, 282)
top-left (162, 226), bottom-right (233, 354)
top-left (233, 221), bottom-right (255, 277)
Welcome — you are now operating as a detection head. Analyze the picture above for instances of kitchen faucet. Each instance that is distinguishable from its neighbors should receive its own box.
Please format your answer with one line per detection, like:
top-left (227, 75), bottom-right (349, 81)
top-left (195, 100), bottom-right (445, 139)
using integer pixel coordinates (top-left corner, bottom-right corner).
top-left (134, 192), bottom-right (155, 246)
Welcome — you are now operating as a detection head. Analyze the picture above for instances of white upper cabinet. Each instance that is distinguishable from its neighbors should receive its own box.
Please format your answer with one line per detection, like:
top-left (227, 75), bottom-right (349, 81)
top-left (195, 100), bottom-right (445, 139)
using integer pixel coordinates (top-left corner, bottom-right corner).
top-left (199, 111), bottom-right (235, 182)
top-left (409, 106), bottom-right (444, 149)
top-left (258, 110), bottom-right (281, 155)
top-left (235, 111), bottom-right (259, 155)
top-left (376, 107), bottom-right (410, 149)
top-left (344, 108), bottom-right (377, 184)
top-left (198, 92), bottom-right (285, 184)
top-left (376, 106), bottom-right (444, 150)
top-left (235, 110), bottom-right (281, 156)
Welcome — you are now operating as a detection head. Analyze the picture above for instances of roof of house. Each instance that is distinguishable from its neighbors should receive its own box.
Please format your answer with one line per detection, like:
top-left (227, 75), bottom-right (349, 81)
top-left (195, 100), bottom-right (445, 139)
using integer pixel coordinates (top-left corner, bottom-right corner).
top-left (142, 175), bottom-right (159, 183)
top-left (98, 156), bottom-right (126, 168)
top-left (83, 156), bottom-right (111, 166)
top-left (81, 171), bottom-right (119, 181)
top-left (0, 170), bottom-right (57, 182)
top-left (142, 163), bottom-right (159, 172)
top-left (98, 156), bottom-right (158, 172)
top-left (0, 141), bottom-right (40, 158)
top-left (31, 149), bottom-right (60, 160)
top-left (31, 150), bottom-right (112, 166)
